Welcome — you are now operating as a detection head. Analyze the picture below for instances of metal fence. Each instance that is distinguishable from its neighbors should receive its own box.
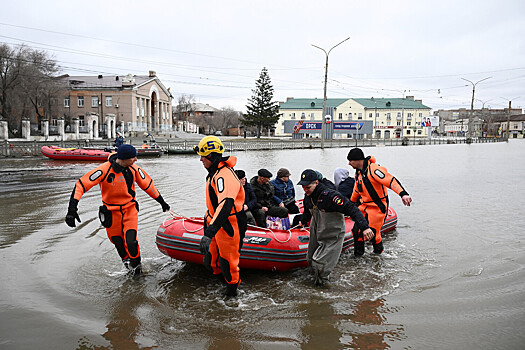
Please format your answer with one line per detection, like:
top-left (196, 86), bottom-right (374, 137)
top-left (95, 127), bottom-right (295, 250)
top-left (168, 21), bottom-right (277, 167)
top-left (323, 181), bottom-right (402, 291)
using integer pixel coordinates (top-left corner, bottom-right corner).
top-left (0, 137), bottom-right (506, 158)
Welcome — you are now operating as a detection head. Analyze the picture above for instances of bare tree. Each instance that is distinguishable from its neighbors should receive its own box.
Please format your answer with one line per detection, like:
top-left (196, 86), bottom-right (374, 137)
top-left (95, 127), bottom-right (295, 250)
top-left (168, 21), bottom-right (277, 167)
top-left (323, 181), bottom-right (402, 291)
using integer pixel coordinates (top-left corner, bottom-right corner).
top-left (0, 43), bottom-right (60, 136)
top-left (214, 107), bottom-right (241, 134)
top-left (173, 94), bottom-right (195, 131)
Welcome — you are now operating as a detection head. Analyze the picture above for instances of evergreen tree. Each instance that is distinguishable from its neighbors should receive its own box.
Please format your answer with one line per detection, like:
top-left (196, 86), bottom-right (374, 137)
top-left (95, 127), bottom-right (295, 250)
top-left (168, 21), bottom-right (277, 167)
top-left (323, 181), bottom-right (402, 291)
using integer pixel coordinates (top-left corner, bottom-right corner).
top-left (242, 67), bottom-right (279, 138)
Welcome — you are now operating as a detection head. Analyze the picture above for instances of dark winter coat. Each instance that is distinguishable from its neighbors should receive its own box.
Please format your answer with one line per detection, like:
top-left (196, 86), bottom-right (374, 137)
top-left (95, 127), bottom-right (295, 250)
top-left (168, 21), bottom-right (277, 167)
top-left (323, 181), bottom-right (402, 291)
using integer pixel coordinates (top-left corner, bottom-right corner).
top-left (250, 176), bottom-right (278, 209)
top-left (271, 177), bottom-right (296, 205)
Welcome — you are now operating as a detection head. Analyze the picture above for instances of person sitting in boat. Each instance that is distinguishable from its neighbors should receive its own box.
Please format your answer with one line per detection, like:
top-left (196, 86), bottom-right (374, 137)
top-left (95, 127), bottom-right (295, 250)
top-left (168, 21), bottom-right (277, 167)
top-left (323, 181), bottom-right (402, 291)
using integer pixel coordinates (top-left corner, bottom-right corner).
top-left (250, 168), bottom-right (289, 228)
top-left (194, 136), bottom-right (247, 297)
top-left (347, 147), bottom-right (412, 256)
top-left (333, 167), bottom-right (355, 200)
top-left (114, 133), bottom-right (124, 148)
top-left (271, 168), bottom-right (300, 215)
top-left (235, 169), bottom-right (257, 226)
top-left (297, 169), bottom-right (373, 286)
top-left (64, 144), bottom-right (171, 276)
top-left (315, 170), bottom-right (336, 190)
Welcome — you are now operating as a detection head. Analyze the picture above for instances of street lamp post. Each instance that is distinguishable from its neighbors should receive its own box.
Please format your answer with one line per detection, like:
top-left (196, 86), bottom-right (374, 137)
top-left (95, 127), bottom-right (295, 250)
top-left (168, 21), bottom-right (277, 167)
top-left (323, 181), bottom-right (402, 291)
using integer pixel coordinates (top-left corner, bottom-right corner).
top-left (461, 76), bottom-right (491, 138)
top-left (312, 37), bottom-right (350, 148)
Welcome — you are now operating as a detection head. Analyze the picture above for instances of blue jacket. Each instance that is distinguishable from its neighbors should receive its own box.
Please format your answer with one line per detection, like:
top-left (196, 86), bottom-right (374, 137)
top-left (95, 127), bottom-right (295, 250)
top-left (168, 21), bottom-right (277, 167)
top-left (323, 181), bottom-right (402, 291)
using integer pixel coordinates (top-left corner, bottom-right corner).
top-left (271, 177), bottom-right (295, 204)
top-left (337, 177), bottom-right (355, 199)
top-left (243, 182), bottom-right (257, 210)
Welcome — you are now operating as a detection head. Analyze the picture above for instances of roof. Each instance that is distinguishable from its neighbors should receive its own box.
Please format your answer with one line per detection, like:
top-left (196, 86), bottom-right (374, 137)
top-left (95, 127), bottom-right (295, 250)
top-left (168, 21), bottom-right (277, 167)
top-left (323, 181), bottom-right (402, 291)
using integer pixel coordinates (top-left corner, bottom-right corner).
top-left (353, 98), bottom-right (431, 109)
top-left (494, 114), bottom-right (525, 123)
top-left (60, 74), bottom-right (173, 98)
top-left (192, 103), bottom-right (220, 112)
top-left (279, 98), bottom-right (348, 109)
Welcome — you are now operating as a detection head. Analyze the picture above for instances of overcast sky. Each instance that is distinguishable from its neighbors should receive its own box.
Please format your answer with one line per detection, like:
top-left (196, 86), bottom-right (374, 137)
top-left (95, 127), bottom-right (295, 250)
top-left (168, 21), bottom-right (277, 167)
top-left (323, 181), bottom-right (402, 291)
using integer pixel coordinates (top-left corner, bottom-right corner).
top-left (2, 0), bottom-right (524, 113)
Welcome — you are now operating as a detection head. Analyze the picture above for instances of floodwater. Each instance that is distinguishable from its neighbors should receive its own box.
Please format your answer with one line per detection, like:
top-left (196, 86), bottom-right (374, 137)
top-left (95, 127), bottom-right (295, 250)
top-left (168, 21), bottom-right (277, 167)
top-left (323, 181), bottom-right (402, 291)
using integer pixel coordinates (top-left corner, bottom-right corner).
top-left (1, 140), bottom-right (524, 349)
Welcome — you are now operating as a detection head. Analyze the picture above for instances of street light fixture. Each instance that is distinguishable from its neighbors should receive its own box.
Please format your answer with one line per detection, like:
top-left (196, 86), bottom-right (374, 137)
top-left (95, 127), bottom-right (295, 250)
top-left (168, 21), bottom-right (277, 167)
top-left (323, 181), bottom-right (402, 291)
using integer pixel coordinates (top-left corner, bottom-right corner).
top-left (312, 37), bottom-right (350, 149)
top-left (461, 76), bottom-right (491, 138)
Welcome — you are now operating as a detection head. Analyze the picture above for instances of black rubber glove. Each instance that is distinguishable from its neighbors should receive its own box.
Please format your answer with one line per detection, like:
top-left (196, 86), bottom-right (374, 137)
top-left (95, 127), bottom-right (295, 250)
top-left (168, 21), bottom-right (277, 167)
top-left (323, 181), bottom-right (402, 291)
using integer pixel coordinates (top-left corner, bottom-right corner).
top-left (160, 201), bottom-right (170, 212)
top-left (65, 197), bottom-right (81, 227)
top-left (65, 211), bottom-right (81, 227)
top-left (200, 236), bottom-right (212, 254)
top-left (155, 195), bottom-right (170, 212)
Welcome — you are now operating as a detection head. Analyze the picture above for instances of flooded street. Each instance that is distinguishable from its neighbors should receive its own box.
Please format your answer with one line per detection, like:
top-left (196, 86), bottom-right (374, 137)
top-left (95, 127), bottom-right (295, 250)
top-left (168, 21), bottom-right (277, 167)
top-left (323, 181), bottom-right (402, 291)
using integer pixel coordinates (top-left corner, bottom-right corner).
top-left (1, 140), bottom-right (524, 349)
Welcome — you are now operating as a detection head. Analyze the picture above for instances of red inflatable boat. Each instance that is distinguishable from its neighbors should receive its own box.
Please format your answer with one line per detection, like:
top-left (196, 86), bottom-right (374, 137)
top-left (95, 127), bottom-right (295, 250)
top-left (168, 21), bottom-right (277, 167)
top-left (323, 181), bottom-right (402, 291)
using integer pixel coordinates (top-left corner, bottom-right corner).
top-left (156, 207), bottom-right (398, 272)
top-left (41, 145), bottom-right (163, 161)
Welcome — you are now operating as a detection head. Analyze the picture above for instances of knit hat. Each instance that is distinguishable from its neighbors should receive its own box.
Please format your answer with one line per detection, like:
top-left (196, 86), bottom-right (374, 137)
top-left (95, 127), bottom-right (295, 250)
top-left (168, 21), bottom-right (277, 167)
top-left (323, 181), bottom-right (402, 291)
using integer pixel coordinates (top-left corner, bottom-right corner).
top-left (297, 169), bottom-right (318, 186)
top-left (347, 148), bottom-right (365, 161)
top-left (277, 168), bottom-right (291, 178)
top-left (117, 144), bottom-right (137, 159)
top-left (235, 169), bottom-right (246, 180)
top-left (258, 168), bottom-right (272, 178)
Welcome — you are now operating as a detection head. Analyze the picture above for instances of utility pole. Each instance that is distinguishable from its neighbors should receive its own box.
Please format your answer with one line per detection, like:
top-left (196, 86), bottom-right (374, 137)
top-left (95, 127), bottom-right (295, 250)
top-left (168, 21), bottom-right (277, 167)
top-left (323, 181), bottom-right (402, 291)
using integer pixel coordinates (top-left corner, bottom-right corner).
top-left (500, 96), bottom-right (520, 139)
top-left (461, 76), bottom-right (491, 138)
top-left (312, 37), bottom-right (350, 148)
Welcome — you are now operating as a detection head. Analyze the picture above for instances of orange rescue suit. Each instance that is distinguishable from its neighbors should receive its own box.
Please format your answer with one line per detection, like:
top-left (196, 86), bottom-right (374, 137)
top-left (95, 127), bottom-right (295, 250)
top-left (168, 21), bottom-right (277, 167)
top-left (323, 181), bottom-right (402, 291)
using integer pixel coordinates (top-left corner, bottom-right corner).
top-left (351, 156), bottom-right (408, 248)
top-left (203, 156), bottom-right (247, 286)
top-left (71, 154), bottom-right (162, 260)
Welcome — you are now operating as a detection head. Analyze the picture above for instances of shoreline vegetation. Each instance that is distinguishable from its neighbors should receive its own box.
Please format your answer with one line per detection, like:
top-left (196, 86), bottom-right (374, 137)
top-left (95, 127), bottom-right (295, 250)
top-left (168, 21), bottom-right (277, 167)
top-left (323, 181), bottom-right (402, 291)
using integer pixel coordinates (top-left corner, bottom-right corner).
top-left (1, 136), bottom-right (507, 158)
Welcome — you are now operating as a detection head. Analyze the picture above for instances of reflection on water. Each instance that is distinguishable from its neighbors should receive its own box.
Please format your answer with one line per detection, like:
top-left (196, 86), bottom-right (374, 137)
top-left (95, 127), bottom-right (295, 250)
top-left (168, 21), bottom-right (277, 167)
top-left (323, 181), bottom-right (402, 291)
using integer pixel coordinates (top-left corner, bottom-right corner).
top-left (1, 141), bottom-right (525, 349)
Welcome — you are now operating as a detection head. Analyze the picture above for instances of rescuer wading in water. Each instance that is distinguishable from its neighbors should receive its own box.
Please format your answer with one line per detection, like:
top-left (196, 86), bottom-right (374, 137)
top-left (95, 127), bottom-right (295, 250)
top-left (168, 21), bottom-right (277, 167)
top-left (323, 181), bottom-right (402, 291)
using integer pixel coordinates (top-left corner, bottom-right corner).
top-left (65, 144), bottom-right (170, 275)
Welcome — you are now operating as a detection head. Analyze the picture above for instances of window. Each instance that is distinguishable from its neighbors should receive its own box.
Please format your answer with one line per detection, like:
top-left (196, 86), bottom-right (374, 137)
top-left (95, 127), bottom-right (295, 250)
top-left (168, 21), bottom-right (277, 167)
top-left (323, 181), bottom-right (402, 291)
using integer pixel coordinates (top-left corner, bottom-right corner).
top-left (339, 113), bottom-right (343, 120)
top-left (106, 96), bottom-right (113, 107)
top-left (291, 113), bottom-right (295, 120)
top-left (79, 116), bottom-right (85, 127)
top-left (301, 112), bottom-right (305, 120)
top-left (376, 112), bottom-right (379, 118)
top-left (78, 96), bottom-right (84, 107)
top-left (386, 113), bottom-right (391, 120)
top-left (397, 121), bottom-right (401, 126)
top-left (64, 98), bottom-right (70, 107)
top-left (348, 113), bottom-right (352, 120)
top-left (358, 113), bottom-right (362, 120)
top-left (369, 113), bottom-right (373, 118)
top-left (92, 96), bottom-right (99, 107)
top-left (310, 113), bottom-right (315, 120)
top-left (407, 122), bottom-right (411, 126)
top-left (407, 130), bottom-right (411, 135)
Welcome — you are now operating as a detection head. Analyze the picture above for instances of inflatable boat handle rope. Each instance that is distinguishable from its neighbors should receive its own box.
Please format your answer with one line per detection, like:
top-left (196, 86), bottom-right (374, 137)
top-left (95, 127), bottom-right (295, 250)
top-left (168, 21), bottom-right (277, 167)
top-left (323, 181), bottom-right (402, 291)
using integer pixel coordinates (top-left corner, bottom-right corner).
top-left (163, 210), bottom-right (308, 243)
top-left (162, 210), bottom-right (204, 233)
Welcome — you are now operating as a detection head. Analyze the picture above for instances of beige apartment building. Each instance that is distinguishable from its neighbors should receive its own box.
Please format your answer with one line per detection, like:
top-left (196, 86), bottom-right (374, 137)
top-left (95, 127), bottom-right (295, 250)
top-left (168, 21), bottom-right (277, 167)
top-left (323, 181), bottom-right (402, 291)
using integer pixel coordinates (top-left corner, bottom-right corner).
top-left (277, 97), bottom-right (432, 138)
top-left (59, 70), bottom-right (173, 137)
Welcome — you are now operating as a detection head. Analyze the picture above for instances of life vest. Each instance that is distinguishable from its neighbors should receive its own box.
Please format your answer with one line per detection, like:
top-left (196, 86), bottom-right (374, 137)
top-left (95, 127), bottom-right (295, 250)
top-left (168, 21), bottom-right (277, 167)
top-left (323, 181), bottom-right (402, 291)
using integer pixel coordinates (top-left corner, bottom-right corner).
top-left (72, 155), bottom-right (160, 210)
top-left (351, 156), bottom-right (407, 214)
top-left (205, 156), bottom-right (246, 236)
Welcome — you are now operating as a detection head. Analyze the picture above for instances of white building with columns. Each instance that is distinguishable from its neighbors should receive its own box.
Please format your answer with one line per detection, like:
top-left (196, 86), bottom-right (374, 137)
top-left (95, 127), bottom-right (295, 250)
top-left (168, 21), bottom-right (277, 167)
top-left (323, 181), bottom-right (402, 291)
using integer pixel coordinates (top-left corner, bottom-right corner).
top-left (59, 70), bottom-right (173, 138)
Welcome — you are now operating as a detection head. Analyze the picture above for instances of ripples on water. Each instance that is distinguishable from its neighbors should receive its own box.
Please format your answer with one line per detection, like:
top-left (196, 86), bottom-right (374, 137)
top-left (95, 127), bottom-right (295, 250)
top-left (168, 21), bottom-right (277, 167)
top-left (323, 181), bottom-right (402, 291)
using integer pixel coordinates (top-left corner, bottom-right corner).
top-left (1, 141), bottom-right (525, 349)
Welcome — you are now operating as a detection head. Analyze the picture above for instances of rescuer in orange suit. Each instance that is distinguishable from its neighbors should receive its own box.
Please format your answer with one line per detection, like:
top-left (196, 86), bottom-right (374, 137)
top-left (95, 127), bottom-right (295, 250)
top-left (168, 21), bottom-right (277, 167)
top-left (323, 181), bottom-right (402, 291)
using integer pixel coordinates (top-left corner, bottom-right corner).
top-left (194, 136), bottom-right (247, 297)
top-left (65, 144), bottom-right (170, 275)
top-left (347, 148), bottom-right (412, 255)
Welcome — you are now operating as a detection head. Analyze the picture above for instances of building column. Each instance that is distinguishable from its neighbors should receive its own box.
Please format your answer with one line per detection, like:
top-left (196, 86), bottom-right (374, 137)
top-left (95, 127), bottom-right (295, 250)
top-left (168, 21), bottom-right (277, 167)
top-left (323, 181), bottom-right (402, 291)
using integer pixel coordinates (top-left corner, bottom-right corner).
top-left (86, 114), bottom-right (98, 139)
top-left (105, 114), bottom-right (116, 140)
top-left (146, 98), bottom-right (151, 132)
top-left (57, 119), bottom-right (65, 140)
top-left (41, 120), bottom-right (49, 139)
top-left (22, 119), bottom-right (31, 140)
top-left (72, 118), bottom-right (79, 139)
top-left (0, 121), bottom-right (8, 140)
